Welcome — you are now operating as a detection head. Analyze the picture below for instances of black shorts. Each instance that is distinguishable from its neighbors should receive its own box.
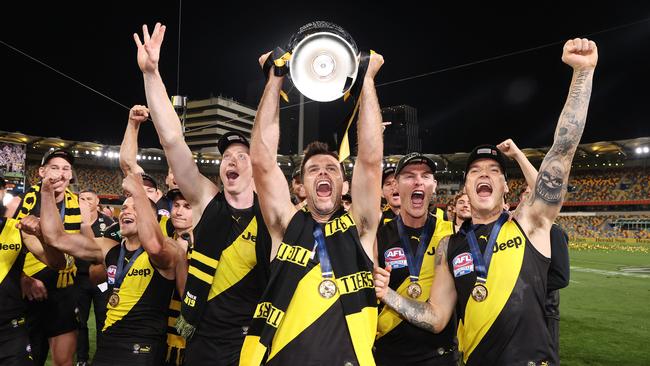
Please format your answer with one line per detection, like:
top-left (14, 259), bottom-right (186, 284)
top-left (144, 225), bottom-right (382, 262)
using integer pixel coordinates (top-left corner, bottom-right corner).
top-left (93, 337), bottom-right (165, 366)
top-left (0, 317), bottom-right (34, 366)
top-left (183, 334), bottom-right (242, 366)
top-left (26, 283), bottom-right (79, 338)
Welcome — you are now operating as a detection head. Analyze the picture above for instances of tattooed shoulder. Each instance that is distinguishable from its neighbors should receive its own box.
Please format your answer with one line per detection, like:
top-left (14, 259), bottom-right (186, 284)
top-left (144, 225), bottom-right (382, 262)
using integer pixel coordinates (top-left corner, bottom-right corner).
top-left (435, 236), bottom-right (450, 266)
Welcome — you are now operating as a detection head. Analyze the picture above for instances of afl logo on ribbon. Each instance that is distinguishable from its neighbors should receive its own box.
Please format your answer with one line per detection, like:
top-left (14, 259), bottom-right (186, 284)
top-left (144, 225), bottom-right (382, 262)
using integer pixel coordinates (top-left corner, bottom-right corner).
top-left (107, 265), bottom-right (117, 285)
top-left (384, 247), bottom-right (408, 269)
top-left (452, 252), bottom-right (474, 278)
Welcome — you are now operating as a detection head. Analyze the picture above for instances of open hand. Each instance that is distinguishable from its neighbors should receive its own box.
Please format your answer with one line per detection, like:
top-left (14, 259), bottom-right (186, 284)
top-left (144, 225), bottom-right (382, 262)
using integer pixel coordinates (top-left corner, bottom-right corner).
top-left (134, 22), bottom-right (166, 74)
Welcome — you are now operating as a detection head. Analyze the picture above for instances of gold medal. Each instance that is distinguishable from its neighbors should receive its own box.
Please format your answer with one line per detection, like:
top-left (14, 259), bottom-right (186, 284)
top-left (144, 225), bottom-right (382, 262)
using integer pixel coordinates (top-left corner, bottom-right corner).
top-left (406, 282), bottom-right (422, 299)
top-left (108, 290), bottom-right (120, 307)
top-left (471, 283), bottom-right (488, 302)
top-left (318, 279), bottom-right (338, 299)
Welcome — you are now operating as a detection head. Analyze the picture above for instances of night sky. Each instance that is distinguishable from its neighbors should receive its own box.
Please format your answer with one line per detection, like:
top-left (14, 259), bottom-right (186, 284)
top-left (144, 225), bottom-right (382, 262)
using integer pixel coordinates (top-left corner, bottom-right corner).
top-left (2, 1), bottom-right (649, 154)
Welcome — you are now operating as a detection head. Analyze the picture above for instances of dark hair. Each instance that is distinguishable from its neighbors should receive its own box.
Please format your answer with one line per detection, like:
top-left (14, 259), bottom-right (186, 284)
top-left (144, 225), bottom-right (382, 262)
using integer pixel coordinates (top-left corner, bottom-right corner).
top-left (80, 188), bottom-right (97, 195)
top-left (300, 141), bottom-right (345, 179)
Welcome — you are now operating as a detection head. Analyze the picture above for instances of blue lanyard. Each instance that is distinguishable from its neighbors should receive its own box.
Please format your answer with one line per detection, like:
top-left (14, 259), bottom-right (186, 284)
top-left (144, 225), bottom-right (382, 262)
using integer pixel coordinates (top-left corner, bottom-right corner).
top-left (59, 200), bottom-right (65, 221)
top-left (462, 212), bottom-right (509, 283)
top-left (114, 241), bottom-right (145, 289)
top-left (395, 215), bottom-right (433, 283)
top-left (313, 225), bottom-right (333, 279)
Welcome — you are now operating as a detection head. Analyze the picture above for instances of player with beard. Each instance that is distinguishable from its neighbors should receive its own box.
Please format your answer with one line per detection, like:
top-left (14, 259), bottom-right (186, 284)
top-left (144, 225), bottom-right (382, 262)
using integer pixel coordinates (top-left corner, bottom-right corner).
top-left (380, 166), bottom-right (400, 226)
top-left (14, 149), bottom-right (81, 366)
top-left (36, 173), bottom-right (180, 365)
top-left (374, 153), bottom-right (456, 366)
top-left (134, 23), bottom-right (272, 366)
top-left (240, 50), bottom-right (384, 366)
top-left (452, 192), bottom-right (471, 233)
top-left (374, 38), bottom-right (597, 365)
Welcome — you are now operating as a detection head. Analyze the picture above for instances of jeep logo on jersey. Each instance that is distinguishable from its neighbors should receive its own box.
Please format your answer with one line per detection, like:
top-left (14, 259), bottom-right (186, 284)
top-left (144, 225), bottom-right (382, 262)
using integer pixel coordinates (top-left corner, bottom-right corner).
top-left (127, 268), bottom-right (152, 277)
top-left (384, 247), bottom-right (408, 269)
top-left (452, 252), bottom-right (474, 277)
top-left (493, 236), bottom-right (523, 253)
top-left (107, 265), bottom-right (117, 285)
top-left (0, 243), bottom-right (21, 251)
top-left (241, 231), bottom-right (256, 242)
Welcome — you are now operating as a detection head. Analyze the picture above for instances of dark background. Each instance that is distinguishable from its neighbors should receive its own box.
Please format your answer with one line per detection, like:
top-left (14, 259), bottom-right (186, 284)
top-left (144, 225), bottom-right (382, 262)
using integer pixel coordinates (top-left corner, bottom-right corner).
top-left (2, 1), bottom-right (649, 153)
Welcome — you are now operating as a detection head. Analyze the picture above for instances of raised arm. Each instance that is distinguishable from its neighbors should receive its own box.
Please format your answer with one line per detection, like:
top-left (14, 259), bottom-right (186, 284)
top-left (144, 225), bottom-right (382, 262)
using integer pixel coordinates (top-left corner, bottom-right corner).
top-left (35, 177), bottom-right (105, 264)
top-left (250, 53), bottom-right (296, 257)
top-left (119, 105), bottom-right (149, 176)
top-left (497, 139), bottom-right (538, 190)
top-left (134, 23), bottom-right (217, 214)
top-left (518, 38), bottom-right (597, 255)
top-left (122, 173), bottom-right (177, 276)
top-left (374, 236), bottom-right (456, 333)
top-left (350, 53), bottom-right (384, 256)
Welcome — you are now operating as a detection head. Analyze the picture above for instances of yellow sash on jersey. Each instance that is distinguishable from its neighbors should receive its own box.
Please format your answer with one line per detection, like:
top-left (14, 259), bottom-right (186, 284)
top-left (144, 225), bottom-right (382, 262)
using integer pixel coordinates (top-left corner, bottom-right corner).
top-left (457, 221), bottom-right (526, 363)
top-left (241, 210), bottom-right (377, 366)
top-left (0, 218), bottom-right (23, 284)
top-left (103, 250), bottom-right (155, 331)
top-left (17, 185), bottom-right (80, 288)
top-left (376, 217), bottom-right (453, 339)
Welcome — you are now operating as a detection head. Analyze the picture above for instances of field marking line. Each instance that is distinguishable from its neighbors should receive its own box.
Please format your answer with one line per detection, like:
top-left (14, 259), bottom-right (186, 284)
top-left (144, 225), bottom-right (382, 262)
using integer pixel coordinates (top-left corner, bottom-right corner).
top-left (571, 266), bottom-right (650, 279)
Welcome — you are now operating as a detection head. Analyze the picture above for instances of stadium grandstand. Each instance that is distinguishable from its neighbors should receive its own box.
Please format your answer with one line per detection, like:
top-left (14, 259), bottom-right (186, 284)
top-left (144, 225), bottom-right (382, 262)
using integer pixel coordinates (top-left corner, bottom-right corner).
top-left (2, 130), bottom-right (648, 244)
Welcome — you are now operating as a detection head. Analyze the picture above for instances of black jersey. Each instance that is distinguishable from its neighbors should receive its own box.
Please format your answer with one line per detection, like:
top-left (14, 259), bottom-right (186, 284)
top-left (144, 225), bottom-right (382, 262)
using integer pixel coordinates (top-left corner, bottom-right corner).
top-left (380, 205), bottom-right (397, 226)
top-left (375, 215), bottom-right (457, 365)
top-left (447, 219), bottom-right (555, 366)
top-left (102, 243), bottom-right (175, 343)
top-left (0, 218), bottom-right (26, 326)
top-left (191, 193), bottom-right (271, 341)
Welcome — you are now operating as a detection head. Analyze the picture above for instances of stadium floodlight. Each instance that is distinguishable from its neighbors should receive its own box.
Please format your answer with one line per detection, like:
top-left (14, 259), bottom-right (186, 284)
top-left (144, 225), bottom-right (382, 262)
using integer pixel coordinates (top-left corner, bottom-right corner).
top-left (644, 147), bottom-right (649, 154)
top-left (635, 147), bottom-right (643, 154)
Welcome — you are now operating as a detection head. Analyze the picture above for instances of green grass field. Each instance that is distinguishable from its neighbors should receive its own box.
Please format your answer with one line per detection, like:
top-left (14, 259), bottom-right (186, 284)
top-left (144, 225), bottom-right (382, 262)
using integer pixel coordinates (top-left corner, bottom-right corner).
top-left (44, 241), bottom-right (650, 365)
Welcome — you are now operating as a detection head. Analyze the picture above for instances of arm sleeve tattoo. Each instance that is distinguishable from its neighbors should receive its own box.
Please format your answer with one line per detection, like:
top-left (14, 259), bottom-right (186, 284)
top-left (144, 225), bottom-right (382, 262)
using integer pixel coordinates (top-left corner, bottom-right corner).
top-left (533, 69), bottom-right (593, 206)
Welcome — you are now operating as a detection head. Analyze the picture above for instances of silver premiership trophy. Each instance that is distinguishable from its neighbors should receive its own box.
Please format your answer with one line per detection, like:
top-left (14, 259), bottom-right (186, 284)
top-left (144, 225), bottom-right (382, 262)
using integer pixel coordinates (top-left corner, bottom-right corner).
top-left (267, 21), bottom-right (366, 102)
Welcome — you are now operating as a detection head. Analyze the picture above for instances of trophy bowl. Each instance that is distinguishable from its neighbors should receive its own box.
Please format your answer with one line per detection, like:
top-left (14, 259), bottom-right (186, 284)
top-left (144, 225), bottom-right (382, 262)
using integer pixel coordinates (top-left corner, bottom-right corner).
top-left (287, 21), bottom-right (360, 102)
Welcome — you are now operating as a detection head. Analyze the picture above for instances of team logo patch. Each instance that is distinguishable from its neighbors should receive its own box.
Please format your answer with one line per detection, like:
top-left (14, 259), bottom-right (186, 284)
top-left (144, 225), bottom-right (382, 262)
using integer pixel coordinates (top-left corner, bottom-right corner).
top-left (384, 247), bottom-right (408, 269)
top-left (107, 265), bottom-right (117, 285)
top-left (452, 252), bottom-right (474, 277)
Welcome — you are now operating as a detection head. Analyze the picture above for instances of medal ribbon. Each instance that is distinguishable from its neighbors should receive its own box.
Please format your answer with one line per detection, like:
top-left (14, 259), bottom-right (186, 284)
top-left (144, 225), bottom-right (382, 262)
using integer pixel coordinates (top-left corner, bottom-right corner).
top-left (462, 212), bottom-right (509, 284)
top-left (313, 225), bottom-right (333, 280)
top-left (114, 241), bottom-right (145, 290)
top-left (395, 215), bottom-right (433, 284)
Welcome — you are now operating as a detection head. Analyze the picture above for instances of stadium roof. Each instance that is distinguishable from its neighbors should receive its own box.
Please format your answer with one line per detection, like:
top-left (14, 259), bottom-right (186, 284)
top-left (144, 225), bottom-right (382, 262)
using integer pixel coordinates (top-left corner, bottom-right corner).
top-left (2, 130), bottom-right (648, 176)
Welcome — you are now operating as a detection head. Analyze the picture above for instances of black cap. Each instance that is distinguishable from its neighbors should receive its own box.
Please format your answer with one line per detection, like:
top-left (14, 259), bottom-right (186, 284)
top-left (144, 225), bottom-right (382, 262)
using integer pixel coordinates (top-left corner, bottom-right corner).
top-left (291, 167), bottom-right (301, 179)
top-left (166, 188), bottom-right (185, 201)
top-left (381, 166), bottom-right (396, 185)
top-left (217, 131), bottom-right (250, 155)
top-left (41, 149), bottom-right (74, 166)
top-left (465, 145), bottom-right (507, 177)
top-left (0, 176), bottom-right (5, 189)
top-left (395, 152), bottom-right (437, 176)
top-left (141, 173), bottom-right (158, 190)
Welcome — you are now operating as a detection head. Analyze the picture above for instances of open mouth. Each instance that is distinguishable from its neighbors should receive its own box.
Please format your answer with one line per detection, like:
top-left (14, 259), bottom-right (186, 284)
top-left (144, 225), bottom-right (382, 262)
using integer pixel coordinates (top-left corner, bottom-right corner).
top-left (316, 180), bottom-right (332, 197)
top-left (392, 192), bottom-right (400, 198)
top-left (411, 190), bottom-right (425, 205)
top-left (121, 217), bottom-right (134, 225)
top-left (476, 182), bottom-right (493, 198)
top-left (226, 171), bottom-right (239, 181)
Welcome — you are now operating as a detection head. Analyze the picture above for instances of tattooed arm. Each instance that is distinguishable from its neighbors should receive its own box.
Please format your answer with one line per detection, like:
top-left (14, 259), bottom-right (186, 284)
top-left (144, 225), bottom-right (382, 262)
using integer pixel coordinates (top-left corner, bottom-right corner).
top-left (374, 236), bottom-right (456, 333)
top-left (517, 38), bottom-right (598, 256)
